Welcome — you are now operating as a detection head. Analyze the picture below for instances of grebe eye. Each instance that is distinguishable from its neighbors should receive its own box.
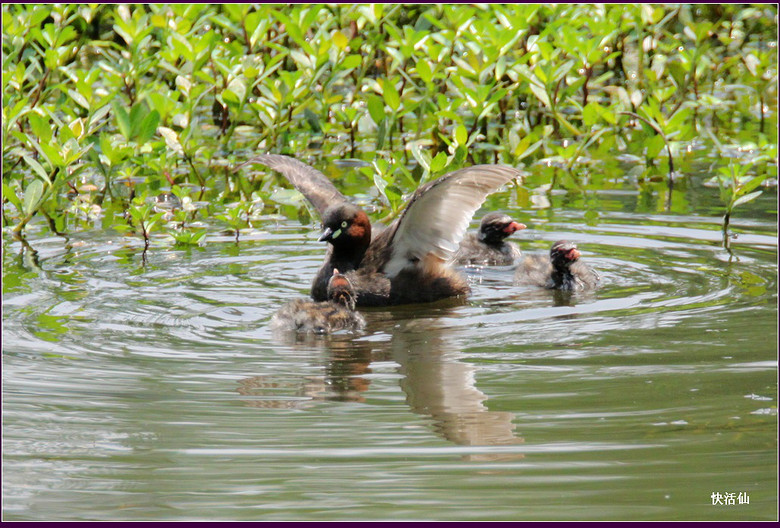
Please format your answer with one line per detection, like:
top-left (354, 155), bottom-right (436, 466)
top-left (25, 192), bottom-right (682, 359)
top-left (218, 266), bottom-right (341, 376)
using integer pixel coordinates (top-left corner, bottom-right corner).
top-left (341, 221), bottom-right (348, 228)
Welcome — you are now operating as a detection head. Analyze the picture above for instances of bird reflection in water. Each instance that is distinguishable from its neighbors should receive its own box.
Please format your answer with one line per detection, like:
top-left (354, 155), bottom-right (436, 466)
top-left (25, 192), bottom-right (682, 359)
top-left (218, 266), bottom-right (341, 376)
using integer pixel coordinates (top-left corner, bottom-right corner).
top-left (238, 306), bottom-right (524, 461)
top-left (237, 333), bottom-right (372, 406)
top-left (391, 316), bottom-right (525, 462)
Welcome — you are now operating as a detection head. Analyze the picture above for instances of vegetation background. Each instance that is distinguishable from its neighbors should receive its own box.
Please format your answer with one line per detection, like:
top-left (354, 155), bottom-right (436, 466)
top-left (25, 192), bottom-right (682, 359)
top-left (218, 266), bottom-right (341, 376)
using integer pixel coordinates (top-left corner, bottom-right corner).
top-left (2, 4), bottom-right (777, 249)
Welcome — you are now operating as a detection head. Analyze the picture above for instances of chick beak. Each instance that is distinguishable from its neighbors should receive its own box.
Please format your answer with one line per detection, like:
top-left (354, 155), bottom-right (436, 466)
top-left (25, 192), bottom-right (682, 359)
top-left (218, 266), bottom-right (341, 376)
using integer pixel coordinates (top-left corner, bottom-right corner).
top-left (505, 221), bottom-right (526, 234)
top-left (318, 227), bottom-right (334, 242)
top-left (568, 248), bottom-right (581, 260)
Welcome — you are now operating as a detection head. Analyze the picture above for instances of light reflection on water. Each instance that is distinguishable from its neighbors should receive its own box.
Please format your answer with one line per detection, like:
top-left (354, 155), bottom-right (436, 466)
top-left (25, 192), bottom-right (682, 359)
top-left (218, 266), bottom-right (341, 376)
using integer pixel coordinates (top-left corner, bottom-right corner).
top-left (2, 203), bottom-right (777, 521)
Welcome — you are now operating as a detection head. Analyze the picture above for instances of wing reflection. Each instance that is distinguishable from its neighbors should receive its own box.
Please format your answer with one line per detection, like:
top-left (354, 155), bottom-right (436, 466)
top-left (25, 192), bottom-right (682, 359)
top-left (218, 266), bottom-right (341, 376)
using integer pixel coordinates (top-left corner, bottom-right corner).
top-left (240, 306), bottom-right (524, 460)
top-left (389, 317), bottom-right (524, 460)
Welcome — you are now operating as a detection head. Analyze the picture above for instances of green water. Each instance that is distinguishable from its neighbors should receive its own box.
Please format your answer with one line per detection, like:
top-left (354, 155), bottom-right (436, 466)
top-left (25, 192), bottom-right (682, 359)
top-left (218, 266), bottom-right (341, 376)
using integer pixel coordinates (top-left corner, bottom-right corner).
top-left (2, 172), bottom-right (777, 521)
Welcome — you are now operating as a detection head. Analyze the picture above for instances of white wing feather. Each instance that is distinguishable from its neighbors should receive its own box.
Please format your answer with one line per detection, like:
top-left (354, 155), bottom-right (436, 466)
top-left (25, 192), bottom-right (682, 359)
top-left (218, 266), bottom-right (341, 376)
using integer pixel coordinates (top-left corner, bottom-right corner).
top-left (384, 165), bottom-right (521, 277)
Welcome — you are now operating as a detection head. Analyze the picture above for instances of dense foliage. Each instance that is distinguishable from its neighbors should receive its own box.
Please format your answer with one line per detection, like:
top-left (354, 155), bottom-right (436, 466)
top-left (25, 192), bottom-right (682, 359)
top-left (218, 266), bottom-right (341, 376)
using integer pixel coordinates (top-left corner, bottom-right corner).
top-left (2, 4), bottom-right (777, 247)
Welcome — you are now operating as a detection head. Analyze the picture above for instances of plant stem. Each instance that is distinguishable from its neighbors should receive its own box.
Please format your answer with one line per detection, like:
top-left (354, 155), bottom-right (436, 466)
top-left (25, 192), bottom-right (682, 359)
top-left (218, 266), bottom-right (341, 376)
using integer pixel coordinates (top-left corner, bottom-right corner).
top-left (29, 68), bottom-right (51, 108)
top-left (722, 210), bottom-right (733, 254)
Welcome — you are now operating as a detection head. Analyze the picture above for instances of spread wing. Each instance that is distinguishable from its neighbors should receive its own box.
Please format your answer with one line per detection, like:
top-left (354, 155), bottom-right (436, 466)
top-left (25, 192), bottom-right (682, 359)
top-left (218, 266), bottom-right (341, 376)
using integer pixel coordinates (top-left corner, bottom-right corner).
top-left (238, 154), bottom-right (348, 216)
top-left (381, 165), bottom-right (522, 277)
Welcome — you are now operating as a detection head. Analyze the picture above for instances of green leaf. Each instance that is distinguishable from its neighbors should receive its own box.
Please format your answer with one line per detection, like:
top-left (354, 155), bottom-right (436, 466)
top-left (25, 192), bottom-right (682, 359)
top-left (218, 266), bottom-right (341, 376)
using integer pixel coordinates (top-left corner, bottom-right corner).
top-left (645, 134), bottom-right (665, 159)
top-left (410, 142), bottom-right (430, 173)
top-left (129, 103), bottom-right (145, 138)
top-left (341, 54), bottom-right (362, 70)
top-left (27, 112), bottom-right (52, 143)
top-left (172, 229), bottom-right (207, 246)
top-left (87, 104), bottom-right (113, 135)
top-left (44, 48), bottom-right (61, 69)
top-left (35, 138), bottom-right (65, 167)
top-left (3, 98), bottom-right (30, 135)
top-left (112, 101), bottom-right (132, 140)
top-left (382, 79), bottom-right (401, 112)
top-left (136, 110), bottom-right (160, 144)
top-left (191, 230), bottom-right (207, 244)
top-left (528, 82), bottom-right (550, 108)
top-left (366, 94), bottom-right (385, 125)
top-left (430, 151), bottom-right (448, 173)
top-left (583, 102), bottom-right (616, 126)
top-left (416, 59), bottom-right (432, 84)
top-left (67, 88), bottom-right (90, 110)
top-left (738, 175), bottom-right (768, 196)
top-left (653, 86), bottom-right (676, 104)
top-left (22, 180), bottom-right (45, 216)
top-left (222, 90), bottom-right (238, 106)
top-left (515, 138), bottom-right (543, 161)
top-left (582, 103), bottom-right (599, 126)
top-left (732, 190), bottom-right (762, 208)
top-left (554, 112), bottom-right (583, 136)
top-left (3, 181), bottom-right (23, 211)
top-left (223, 77), bottom-right (247, 106)
top-left (168, 31), bottom-right (194, 62)
top-left (144, 211), bottom-right (166, 234)
top-left (454, 124), bottom-right (468, 146)
top-left (22, 155), bottom-right (52, 184)
top-left (372, 168), bottom-right (390, 199)
top-left (131, 202), bottom-right (154, 222)
top-left (59, 121), bottom-right (75, 143)
top-left (99, 133), bottom-right (119, 165)
top-left (666, 107), bottom-right (693, 132)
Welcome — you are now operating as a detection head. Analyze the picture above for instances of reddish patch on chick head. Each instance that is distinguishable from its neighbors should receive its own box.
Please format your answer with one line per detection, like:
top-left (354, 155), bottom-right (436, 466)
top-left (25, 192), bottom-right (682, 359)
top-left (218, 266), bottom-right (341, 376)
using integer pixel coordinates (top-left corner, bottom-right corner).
top-left (503, 221), bottom-right (527, 234)
top-left (327, 269), bottom-right (356, 308)
top-left (565, 247), bottom-right (581, 261)
top-left (330, 268), bottom-right (351, 290)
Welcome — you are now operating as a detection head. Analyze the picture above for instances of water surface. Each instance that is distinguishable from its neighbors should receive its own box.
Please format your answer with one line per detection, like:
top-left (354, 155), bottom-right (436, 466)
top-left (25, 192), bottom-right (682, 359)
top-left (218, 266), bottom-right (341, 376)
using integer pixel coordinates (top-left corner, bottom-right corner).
top-left (2, 183), bottom-right (777, 521)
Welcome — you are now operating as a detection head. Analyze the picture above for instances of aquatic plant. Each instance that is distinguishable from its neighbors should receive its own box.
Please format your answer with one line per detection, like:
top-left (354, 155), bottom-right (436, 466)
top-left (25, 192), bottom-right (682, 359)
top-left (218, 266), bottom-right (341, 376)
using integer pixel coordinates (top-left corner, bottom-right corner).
top-left (2, 4), bottom-right (776, 257)
top-left (710, 157), bottom-right (772, 253)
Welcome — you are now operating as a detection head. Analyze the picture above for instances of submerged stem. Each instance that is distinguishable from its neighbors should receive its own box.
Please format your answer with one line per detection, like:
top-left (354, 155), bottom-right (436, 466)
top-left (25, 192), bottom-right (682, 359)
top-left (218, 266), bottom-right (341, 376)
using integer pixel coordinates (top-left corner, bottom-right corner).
top-left (722, 210), bottom-right (734, 256)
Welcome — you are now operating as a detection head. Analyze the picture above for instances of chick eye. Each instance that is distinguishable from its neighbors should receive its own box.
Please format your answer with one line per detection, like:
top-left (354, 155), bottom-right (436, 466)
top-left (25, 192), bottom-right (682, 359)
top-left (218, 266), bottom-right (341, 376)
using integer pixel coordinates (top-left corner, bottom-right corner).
top-left (341, 221), bottom-right (348, 228)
